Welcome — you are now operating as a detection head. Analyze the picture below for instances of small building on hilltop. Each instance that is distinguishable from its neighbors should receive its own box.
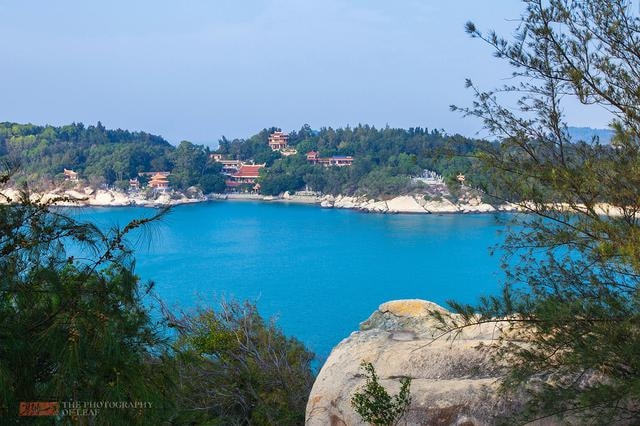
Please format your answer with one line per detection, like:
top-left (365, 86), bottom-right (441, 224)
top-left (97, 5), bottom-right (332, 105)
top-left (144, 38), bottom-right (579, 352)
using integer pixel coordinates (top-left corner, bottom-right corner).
top-left (268, 131), bottom-right (289, 151)
top-left (63, 168), bottom-right (78, 181)
top-left (306, 151), bottom-right (319, 163)
top-left (269, 131), bottom-right (297, 155)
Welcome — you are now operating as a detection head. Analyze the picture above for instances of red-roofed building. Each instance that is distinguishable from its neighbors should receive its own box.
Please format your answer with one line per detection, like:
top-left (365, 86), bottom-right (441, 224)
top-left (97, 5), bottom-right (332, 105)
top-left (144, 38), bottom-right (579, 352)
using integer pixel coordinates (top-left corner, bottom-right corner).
top-left (149, 172), bottom-right (170, 189)
top-left (233, 164), bottom-right (264, 183)
top-left (225, 164), bottom-right (265, 192)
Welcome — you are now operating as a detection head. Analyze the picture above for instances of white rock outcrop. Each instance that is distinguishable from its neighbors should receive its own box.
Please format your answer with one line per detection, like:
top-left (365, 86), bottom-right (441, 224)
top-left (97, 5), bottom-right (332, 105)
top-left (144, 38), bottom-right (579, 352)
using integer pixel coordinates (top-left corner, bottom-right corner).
top-left (422, 198), bottom-right (459, 213)
top-left (306, 300), bottom-right (530, 426)
top-left (385, 196), bottom-right (428, 213)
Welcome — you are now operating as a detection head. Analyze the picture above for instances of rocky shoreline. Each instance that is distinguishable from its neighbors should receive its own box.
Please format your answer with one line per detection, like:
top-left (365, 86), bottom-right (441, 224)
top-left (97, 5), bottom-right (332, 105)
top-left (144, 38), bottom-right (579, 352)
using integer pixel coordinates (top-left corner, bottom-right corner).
top-left (215, 192), bottom-right (516, 214)
top-left (0, 187), bottom-right (205, 208)
top-left (0, 187), bottom-right (517, 214)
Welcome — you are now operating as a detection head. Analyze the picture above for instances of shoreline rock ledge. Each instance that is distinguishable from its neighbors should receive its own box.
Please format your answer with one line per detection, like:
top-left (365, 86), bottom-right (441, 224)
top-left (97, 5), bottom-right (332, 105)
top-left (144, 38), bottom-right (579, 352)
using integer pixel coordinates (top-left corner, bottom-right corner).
top-left (305, 300), bottom-right (530, 426)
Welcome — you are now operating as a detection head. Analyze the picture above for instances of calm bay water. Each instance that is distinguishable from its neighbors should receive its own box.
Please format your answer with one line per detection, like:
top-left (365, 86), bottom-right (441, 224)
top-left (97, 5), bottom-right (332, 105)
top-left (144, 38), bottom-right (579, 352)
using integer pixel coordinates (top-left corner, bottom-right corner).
top-left (70, 201), bottom-right (506, 359)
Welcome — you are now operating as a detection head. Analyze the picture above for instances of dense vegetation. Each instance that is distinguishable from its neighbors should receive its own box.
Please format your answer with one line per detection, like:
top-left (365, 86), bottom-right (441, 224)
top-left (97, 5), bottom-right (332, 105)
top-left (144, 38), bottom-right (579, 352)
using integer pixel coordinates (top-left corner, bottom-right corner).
top-left (0, 120), bottom-right (500, 199)
top-left (435, 0), bottom-right (640, 423)
top-left (0, 175), bottom-right (315, 424)
top-left (2, 119), bottom-right (614, 201)
top-left (0, 121), bottom-right (224, 192)
top-left (218, 125), bottom-right (495, 198)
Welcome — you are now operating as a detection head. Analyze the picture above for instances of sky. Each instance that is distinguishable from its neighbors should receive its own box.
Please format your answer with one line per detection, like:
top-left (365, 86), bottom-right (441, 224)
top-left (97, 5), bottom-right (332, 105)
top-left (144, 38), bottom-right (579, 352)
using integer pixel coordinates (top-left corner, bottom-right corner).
top-left (0, 0), bottom-right (612, 145)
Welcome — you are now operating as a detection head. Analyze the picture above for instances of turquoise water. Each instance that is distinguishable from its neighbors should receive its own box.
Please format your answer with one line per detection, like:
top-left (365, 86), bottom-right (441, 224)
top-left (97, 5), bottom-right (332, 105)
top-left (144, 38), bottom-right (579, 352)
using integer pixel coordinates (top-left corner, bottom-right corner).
top-left (70, 202), bottom-right (506, 359)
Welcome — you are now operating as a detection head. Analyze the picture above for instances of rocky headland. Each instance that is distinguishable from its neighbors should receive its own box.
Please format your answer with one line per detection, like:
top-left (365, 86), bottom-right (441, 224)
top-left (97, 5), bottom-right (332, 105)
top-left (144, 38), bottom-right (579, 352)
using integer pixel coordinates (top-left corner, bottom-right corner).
top-left (318, 194), bottom-right (514, 214)
top-left (306, 300), bottom-right (544, 426)
top-left (215, 192), bottom-right (515, 214)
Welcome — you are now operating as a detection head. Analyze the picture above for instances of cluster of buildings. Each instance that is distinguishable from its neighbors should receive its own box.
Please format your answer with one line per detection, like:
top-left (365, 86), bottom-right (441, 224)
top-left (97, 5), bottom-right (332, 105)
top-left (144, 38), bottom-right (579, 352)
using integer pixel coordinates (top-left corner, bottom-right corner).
top-left (267, 131), bottom-right (353, 166)
top-left (210, 131), bottom-right (354, 193)
top-left (64, 131), bottom-right (354, 195)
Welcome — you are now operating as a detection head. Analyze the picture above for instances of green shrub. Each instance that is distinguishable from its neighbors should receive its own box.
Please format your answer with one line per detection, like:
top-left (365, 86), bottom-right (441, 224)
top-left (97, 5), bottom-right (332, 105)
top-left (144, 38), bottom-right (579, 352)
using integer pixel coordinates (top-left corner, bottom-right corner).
top-left (351, 362), bottom-right (411, 426)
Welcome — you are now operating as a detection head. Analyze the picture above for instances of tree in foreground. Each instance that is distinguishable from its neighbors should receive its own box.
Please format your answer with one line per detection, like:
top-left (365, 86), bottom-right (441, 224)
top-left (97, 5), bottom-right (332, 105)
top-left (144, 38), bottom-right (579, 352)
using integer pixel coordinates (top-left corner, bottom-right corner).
top-left (0, 167), bottom-right (177, 424)
top-left (0, 168), bottom-right (316, 424)
top-left (164, 300), bottom-right (315, 425)
top-left (438, 0), bottom-right (640, 423)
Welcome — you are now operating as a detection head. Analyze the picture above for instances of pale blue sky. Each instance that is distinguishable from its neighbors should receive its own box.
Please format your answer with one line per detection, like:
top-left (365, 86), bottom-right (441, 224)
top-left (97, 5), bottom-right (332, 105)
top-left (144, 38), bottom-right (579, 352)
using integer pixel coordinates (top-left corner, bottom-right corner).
top-left (0, 0), bottom-right (611, 145)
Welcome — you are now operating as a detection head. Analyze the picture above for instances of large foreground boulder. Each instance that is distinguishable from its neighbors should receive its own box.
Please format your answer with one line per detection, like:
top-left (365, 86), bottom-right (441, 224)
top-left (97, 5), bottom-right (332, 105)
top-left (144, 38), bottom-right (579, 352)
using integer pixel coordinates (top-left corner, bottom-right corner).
top-left (306, 300), bottom-right (532, 426)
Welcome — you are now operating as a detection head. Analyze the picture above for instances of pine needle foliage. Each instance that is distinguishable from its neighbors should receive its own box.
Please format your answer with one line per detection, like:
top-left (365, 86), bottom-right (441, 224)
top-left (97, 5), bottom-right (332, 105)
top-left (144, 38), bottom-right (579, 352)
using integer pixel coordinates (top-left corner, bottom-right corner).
top-left (0, 166), bottom-right (176, 424)
top-left (438, 1), bottom-right (640, 423)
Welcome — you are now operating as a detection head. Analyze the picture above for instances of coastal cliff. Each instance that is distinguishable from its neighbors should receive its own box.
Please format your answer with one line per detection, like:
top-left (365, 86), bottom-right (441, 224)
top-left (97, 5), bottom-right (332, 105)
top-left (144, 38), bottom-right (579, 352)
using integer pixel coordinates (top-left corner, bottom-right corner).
top-left (305, 300), bottom-right (531, 426)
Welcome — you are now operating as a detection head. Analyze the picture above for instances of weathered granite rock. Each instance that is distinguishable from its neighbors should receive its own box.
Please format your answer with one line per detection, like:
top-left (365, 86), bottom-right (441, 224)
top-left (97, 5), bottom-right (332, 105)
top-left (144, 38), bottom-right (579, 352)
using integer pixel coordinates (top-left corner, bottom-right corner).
top-left (423, 198), bottom-right (459, 213)
top-left (306, 300), bottom-right (530, 426)
top-left (385, 196), bottom-right (428, 213)
top-left (460, 203), bottom-right (496, 213)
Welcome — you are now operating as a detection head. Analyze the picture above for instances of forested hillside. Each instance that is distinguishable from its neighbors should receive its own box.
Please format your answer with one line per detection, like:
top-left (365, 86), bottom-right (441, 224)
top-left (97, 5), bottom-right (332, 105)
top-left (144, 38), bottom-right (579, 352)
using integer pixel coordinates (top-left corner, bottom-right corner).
top-left (5, 121), bottom-right (601, 200)
top-left (0, 122), bottom-right (172, 185)
top-left (218, 124), bottom-right (496, 197)
top-left (0, 122), bottom-right (225, 192)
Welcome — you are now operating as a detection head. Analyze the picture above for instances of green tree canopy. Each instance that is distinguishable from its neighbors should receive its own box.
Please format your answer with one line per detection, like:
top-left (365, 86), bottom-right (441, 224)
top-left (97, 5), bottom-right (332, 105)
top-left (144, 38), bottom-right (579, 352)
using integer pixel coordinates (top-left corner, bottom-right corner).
top-left (439, 0), bottom-right (640, 423)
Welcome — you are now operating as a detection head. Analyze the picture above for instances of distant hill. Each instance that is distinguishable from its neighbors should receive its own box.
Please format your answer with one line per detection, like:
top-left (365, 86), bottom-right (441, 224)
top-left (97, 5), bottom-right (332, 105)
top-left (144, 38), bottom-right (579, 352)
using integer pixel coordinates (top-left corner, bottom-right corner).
top-left (567, 126), bottom-right (614, 144)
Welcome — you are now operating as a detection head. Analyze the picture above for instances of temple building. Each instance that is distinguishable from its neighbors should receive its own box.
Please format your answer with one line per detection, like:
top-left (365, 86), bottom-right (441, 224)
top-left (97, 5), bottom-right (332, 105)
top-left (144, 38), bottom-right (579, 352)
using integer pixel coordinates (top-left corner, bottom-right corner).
top-left (231, 164), bottom-right (264, 184)
top-left (268, 131), bottom-right (289, 151)
top-left (306, 151), bottom-right (353, 167)
top-left (63, 168), bottom-right (78, 181)
top-left (225, 164), bottom-right (265, 192)
top-left (148, 172), bottom-right (170, 189)
top-left (129, 178), bottom-right (140, 189)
